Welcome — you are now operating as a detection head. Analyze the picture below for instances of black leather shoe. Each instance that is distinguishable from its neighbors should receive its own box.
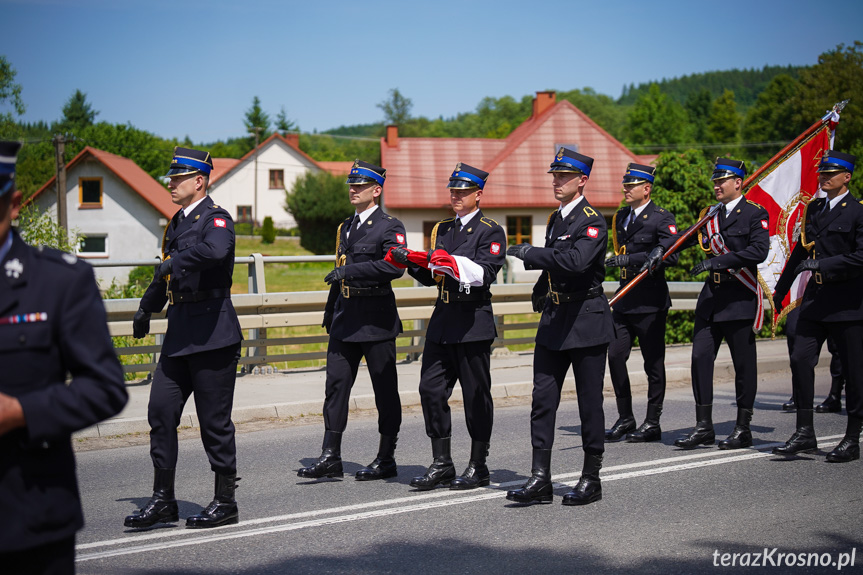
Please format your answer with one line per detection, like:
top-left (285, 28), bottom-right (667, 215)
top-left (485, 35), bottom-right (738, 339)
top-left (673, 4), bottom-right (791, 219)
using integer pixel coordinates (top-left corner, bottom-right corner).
top-left (124, 468), bottom-right (179, 528)
top-left (298, 430), bottom-right (344, 479)
top-left (675, 404), bottom-right (714, 449)
top-left (815, 394), bottom-right (842, 414)
top-left (410, 437), bottom-right (456, 491)
top-left (562, 453), bottom-right (602, 506)
top-left (506, 448), bottom-right (553, 504)
top-left (718, 408), bottom-right (753, 450)
top-left (627, 404), bottom-right (662, 443)
top-left (451, 441), bottom-right (490, 490)
top-left (781, 397), bottom-right (796, 412)
top-left (773, 410), bottom-right (817, 457)
top-left (356, 435), bottom-right (398, 481)
top-left (186, 473), bottom-right (239, 529)
top-left (605, 416), bottom-right (636, 442)
top-left (826, 439), bottom-right (860, 463)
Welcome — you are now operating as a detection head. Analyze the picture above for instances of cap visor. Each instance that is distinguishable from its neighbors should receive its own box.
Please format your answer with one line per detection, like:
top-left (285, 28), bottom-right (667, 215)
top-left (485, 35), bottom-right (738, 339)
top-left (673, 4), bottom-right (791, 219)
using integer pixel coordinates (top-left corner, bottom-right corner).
top-left (346, 176), bottom-right (375, 185)
top-left (447, 179), bottom-right (479, 189)
top-left (165, 167), bottom-right (200, 177)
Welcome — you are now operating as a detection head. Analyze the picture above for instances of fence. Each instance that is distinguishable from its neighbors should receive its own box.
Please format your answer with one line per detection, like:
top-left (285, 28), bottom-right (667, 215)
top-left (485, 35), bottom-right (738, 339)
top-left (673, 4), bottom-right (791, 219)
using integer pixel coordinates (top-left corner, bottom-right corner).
top-left (96, 255), bottom-right (704, 374)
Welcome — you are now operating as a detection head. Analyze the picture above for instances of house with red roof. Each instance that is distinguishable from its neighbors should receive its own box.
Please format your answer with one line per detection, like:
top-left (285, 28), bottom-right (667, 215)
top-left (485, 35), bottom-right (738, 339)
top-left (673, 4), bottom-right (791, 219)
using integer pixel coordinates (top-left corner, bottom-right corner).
top-left (208, 133), bottom-right (352, 229)
top-left (381, 91), bottom-right (656, 254)
top-left (27, 146), bottom-right (178, 286)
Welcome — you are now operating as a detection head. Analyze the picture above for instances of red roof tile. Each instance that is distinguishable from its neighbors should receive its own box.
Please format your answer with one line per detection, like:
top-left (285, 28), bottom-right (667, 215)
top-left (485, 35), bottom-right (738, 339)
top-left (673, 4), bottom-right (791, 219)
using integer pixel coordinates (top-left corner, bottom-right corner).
top-left (382, 99), bottom-right (654, 210)
top-left (27, 146), bottom-right (177, 218)
top-left (318, 161), bottom-right (354, 176)
top-left (209, 158), bottom-right (241, 185)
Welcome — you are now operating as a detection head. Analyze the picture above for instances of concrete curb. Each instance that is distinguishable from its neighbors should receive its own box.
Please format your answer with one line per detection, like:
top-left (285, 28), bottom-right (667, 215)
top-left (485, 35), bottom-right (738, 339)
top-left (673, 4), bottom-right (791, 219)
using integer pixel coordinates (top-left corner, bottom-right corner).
top-left (73, 355), bottom-right (800, 440)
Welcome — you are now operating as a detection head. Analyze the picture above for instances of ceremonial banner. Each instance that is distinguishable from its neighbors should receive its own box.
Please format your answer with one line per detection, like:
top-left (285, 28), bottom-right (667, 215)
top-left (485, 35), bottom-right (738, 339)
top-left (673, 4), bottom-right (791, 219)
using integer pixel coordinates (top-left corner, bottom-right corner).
top-left (744, 107), bottom-right (842, 330)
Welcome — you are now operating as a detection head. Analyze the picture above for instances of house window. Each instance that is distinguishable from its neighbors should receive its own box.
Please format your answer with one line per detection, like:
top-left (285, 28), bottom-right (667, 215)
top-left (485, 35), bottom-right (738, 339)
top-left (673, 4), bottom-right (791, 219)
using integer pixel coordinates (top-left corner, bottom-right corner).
top-left (78, 234), bottom-right (107, 257)
top-left (237, 205), bottom-right (253, 223)
top-left (507, 216), bottom-right (532, 246)
top-left (79, 178), bottom-right (103, 207)
top-left (269, 169), bottom-right (284, 189)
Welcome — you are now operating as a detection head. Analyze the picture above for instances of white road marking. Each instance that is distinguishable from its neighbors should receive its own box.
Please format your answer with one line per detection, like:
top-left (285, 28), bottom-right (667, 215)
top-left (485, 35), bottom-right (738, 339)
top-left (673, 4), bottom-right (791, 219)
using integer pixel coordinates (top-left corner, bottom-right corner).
top-left (76, 434), bottom-right (844, 562)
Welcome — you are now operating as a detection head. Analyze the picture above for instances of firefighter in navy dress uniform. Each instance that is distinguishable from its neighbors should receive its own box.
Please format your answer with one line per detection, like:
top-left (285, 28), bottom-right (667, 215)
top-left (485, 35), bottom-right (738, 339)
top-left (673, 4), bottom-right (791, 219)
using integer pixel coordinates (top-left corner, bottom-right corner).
top-left (125, 147), bottom-right (244, 529)
top-left (393, 163), bottom-right (505, 491)
top-left (297, 160), bottom-right (407, 481)
top-left (772, 151), bottom-right (863, 462)
top-left (506, 148), bottom-right (613, 506)
top-left (0, 141), bottom-right (127, 574)
top-left (604, 163), bottom-right (678, 443)
top-left (646, 158), bottom-right (770, 450)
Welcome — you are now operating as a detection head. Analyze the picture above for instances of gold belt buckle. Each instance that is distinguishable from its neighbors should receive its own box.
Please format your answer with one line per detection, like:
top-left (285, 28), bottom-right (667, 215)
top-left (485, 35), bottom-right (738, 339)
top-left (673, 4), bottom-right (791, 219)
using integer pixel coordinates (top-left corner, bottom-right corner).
top-left (550, 291), bottom-right (561, 305)
top-left (620, 268), bottom-right (627, 280)
top-left (713, 272), bottom-right (721, 284)
top-left (440, 289), bottom-right (450, 304)
top-left (341, 282), bottom-right (350, 298)
top-left (167, 290), bottom-right (174, 305)
top-left (814, 271), bottom-right (823, 285)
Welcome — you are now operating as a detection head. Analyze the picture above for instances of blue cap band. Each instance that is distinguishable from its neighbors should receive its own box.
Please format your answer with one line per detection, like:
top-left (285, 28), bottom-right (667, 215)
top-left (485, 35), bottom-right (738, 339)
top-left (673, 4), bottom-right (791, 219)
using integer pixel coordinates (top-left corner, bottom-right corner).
top-left (714, 165), bottom-right (745, 179)
top-left (558, 155), bottom-right (591, 176)
top-left (171, 156), bottom-right (212, 175)
top-left (452, 170), bottom-right (486, 189)
top-left (821, 156), bottom-right (855, 173)
top-left (350, 166), bottom-right (385, 185)
top-left (624, 168), bottom-right (654, 183)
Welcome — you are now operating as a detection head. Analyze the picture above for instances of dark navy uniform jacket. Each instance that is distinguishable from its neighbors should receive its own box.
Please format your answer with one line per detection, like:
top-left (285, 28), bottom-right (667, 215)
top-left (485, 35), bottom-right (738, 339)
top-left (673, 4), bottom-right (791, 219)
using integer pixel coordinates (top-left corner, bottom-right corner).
top-left (325, 208), bottom-right (406, 342)
top-left (775, 195), bottom-right (863, 322)
top-left (611, 201), bottom-right (678, 314)
top-left (523, 198), bottom-right (614, 350)
top-left (140, 198), bottom-right (242, 356)
top-left (409, 210), bottom-right (506, 343)
top-left (662, 199), bottom-right (770, 322)
top-left (0, 231), bottom-right (127, 552)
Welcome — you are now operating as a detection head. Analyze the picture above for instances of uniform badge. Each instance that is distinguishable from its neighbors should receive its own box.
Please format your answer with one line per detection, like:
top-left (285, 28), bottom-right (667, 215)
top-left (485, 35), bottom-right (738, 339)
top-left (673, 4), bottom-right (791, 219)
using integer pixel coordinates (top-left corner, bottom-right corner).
top-left (668, 225), bottom-right (677, 234)
top-left (396, 233), bottom-right (405, 244)
top-left (760, 220), bottom-right (768, 230)
top-left (587, 227), bottom-right (599, 238)
top-left (214, 218), bottom-right (227, 228)
top-left (556, 148), bottom-right (564, 160)
top-left (490, 242), bottom-right (501, 255)
top-left (4, 258), bottom-right (23, 278)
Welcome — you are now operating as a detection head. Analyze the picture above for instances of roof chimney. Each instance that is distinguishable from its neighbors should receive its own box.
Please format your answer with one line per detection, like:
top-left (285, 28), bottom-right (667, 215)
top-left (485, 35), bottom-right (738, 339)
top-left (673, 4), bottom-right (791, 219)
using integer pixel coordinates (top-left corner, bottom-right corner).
top-left (386, 125), bottom-right (399, 148)
top-left (283, 133), bottom-right (300, 149)
top-left (532, 91), bottom-right (556, 118)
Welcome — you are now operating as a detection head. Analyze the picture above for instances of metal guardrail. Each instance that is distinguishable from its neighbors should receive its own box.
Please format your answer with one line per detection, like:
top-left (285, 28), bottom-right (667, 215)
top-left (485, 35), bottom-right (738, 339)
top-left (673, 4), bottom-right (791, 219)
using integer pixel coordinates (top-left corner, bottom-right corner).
top-left (102, 253), bottom-right (706, 375)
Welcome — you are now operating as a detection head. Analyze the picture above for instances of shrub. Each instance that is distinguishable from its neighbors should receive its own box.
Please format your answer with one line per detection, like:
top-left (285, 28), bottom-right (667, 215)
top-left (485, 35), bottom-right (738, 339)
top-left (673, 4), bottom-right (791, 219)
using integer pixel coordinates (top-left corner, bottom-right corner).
top-left (285, 170), bottom-right (353, 254)
top-left (261, 216), bottom-right (276, 244)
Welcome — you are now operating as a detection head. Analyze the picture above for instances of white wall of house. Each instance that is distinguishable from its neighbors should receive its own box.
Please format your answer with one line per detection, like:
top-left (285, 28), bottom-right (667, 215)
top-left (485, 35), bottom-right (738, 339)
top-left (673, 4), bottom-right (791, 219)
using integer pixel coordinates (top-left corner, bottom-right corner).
top-left (208, 142), bottom-right (320, 229)
top-left (32, 160), bottom-right (166, 288)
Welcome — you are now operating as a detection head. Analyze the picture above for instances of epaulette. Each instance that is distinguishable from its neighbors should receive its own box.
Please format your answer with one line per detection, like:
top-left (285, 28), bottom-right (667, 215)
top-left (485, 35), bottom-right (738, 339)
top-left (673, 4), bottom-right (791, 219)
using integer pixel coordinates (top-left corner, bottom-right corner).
top-left (439, 217), bottom-right (456, 223)
top-left (36, 245), bottom-right (79, 266)
top-left (582, 205), bottom-right (600, 218)
top-left (746, 199), bottom-right (764, 210)
top-left (657, 207), bottom-right (666, 213)
top-left (480, 216), bottom-right (497, 227)
top-left (383, 214), bottom-right (393, 220)
top-left (210, 204), bottom-right (220, 209)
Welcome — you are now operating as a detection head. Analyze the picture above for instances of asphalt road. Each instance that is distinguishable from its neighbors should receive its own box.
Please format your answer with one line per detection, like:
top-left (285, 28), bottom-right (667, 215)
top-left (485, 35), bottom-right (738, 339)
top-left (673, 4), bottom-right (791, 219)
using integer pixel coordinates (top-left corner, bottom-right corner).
top-left (73, 370), bottom-right (862, 575)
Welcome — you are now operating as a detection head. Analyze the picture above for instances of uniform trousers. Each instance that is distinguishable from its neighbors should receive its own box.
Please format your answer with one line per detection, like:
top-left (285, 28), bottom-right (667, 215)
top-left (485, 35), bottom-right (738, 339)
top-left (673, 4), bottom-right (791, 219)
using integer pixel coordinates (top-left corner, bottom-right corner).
top-left (148, 343), bottom-right (241, 474)
top-left (530, 342), bottom-right (607, 455)
top-left (1, 535), bottom-right (75, 575)
top-left (691, 317), bottom-right (756, 409)
top-left (608, 309), bottom-right (668, 406)
top-left (790, 319), bottom-right (863, 418)
top-left (323, 337), bottom-right (401, 435)
top-left (418, 339), bottom-right (493, 441)
top-left (785, 308), bottom-right (844, 395)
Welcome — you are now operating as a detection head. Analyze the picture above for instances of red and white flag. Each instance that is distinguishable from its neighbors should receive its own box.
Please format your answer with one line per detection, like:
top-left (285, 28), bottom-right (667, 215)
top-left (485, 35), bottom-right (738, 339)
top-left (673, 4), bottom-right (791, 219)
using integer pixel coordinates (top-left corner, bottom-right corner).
top-left (745, 110), bottom-right (840, 327)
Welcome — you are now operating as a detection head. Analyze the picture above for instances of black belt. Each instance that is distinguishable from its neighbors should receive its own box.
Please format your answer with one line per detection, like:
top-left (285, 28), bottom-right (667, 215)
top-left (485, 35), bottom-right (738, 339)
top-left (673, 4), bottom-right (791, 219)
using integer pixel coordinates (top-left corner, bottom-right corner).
top-left (168, 288), bottom-right (231, 304)
top-left (710, 271), bottom-right (737, 284)
top-left (548, 285), bottom-right (603, 304)
top-left (438, 287), bottom-right (492, 303)
top-left (340, 283), bottom-right (392, 298)
top-left (619, 266), bottom-right (644, 280)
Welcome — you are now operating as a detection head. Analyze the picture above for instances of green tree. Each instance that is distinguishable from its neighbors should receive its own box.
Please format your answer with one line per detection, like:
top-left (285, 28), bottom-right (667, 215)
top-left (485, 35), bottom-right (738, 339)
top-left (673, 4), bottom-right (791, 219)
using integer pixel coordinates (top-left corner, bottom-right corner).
top-left (244, 96), bottom-right (272, 145)
top-left (706, 89), bottom-right (741, 151)
top-left (377, 88), bottom-right (413, 126)
top-left (275, 106), bottom-right (297, 136)
top-left (0, 55), bottom-right (25, 138)
top-left (285, 170), bottom-right (353, 254)
top-left (559, 88), bottom-right (627, 140)
top-left (58, 89), bottom-right (99, 132)
top-left (741, 75), bottom-right (802, 162)
top-left (684, 89), bottom-right (712, 145)
top-left (625, 84), bottom-right (690, 154)
top-left (261, 216), bottom-right (276, 244)
top-left (16, 203), bottom-right (82, 252)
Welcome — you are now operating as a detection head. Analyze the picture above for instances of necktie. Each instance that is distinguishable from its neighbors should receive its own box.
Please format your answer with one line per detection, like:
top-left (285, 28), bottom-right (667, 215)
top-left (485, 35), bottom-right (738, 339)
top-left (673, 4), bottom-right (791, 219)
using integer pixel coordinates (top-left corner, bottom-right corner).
top-left (625, 210), bottom-right (636, 230)
top-left (822, 200), bottom-right (831, 214)
top-left (456, 218), bottom-right (463, 232)
top-left (721, 204), bottom-right (728, 218)
top-left (347, 214), bottom-right (359, 238)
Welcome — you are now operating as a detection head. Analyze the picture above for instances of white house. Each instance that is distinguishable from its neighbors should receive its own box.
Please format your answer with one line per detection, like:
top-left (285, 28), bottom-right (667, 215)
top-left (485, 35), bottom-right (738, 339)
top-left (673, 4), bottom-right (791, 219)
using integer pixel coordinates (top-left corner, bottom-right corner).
top-left (27, 146), bottom-right (176, 287)
top-left (208, 133), bottom-right (352, 230)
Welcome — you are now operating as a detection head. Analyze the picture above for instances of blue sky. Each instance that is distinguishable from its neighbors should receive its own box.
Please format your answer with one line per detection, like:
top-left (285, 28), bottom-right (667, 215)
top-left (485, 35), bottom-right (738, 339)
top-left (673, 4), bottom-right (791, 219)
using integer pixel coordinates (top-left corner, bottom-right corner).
top-left (2, 0), bottom-right (861, 143)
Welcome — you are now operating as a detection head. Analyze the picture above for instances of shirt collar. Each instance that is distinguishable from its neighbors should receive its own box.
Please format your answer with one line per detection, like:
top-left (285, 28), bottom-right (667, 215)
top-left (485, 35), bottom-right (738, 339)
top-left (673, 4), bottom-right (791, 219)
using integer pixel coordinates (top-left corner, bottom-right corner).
top-left (355, 204), bottom-right (379, 225)
top-left (183, 196), bottom-right (207, 218)
top-left (631, 200), bottom-right (652, 219)
top-left (457, 208), bottom-right (480, 227)
top-left (723, 195), bottom-right (744, 215)
top-left (559, 195), bottom-right (585, 219)
top-left (828, 191), bottom-right (850, 210)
